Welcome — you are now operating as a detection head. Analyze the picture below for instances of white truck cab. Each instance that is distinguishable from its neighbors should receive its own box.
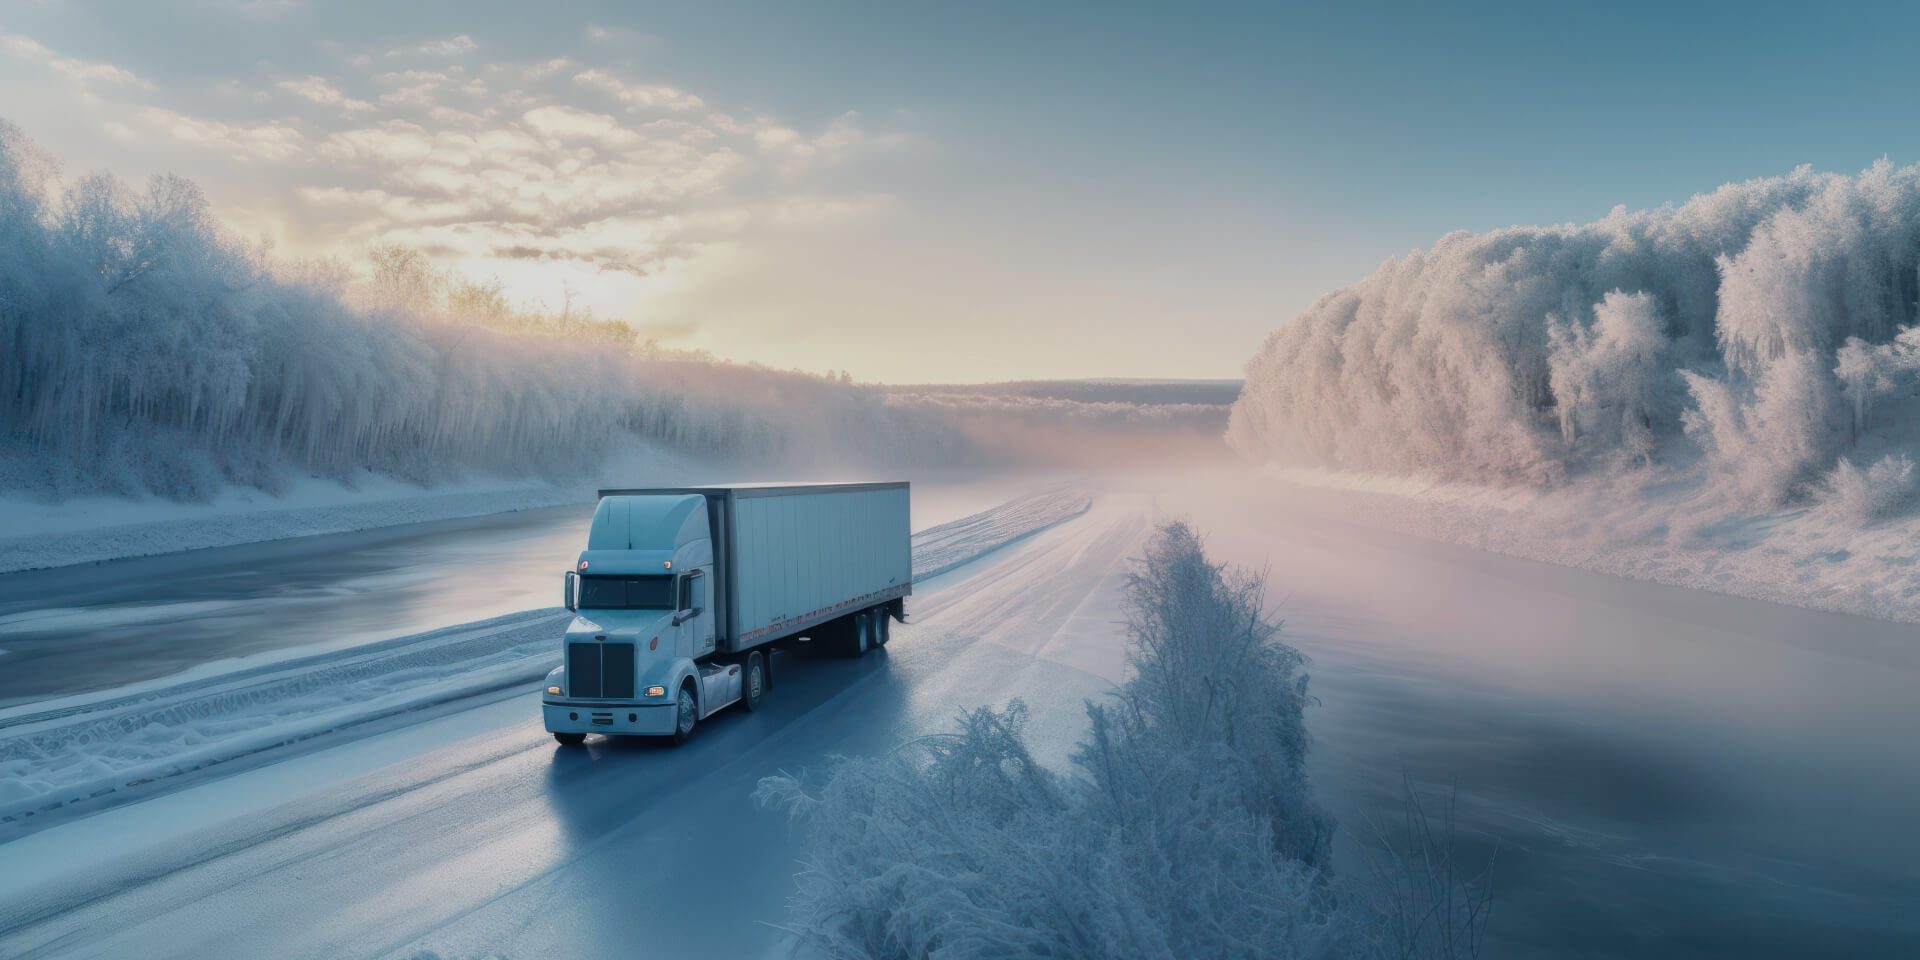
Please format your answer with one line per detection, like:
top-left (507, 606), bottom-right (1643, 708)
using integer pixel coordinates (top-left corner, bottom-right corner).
top-left (542, 483), bottom-right (911, 746)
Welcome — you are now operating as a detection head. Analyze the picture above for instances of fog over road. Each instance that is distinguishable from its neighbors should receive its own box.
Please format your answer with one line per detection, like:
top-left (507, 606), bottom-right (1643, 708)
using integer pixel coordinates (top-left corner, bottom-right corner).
top-left (1, 472), bottom-right (1917, 959)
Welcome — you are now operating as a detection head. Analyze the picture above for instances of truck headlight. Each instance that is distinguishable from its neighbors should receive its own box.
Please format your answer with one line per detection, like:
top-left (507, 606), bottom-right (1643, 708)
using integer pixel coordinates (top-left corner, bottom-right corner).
top-left (546, 685), bottom-right (562, 696)
top-left (645, 685), bottom-right (666, 698)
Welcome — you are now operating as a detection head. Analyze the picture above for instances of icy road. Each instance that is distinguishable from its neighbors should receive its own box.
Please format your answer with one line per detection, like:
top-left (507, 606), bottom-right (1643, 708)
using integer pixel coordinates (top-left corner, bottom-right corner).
top-left (2, 472), bottom-right (1918, 959)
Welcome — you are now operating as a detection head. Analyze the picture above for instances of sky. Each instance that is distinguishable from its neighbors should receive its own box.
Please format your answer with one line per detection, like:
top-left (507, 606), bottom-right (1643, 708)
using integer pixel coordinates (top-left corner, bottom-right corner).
top-left (3, 0), bottom-right (1920, 382)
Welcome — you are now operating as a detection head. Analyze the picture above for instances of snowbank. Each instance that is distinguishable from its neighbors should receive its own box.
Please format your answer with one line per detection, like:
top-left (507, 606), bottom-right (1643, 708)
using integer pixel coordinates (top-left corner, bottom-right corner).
top-left (0, 489), bottom-right (1093, 830)
top-left (0, 440), bottom-right (702, 574)
top-left (1274, 465), bottom-right (1920, 623)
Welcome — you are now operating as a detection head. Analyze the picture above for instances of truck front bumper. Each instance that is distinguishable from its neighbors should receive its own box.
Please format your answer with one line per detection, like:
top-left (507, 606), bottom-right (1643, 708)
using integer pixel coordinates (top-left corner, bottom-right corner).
top-left (543, 699), bottom-right (677, 737)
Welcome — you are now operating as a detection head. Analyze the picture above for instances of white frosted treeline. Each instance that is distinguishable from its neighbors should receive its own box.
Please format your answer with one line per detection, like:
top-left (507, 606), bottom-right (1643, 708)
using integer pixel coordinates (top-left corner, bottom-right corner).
top-left (1229, 161), bottom-right (1920, 511)
top-left (0, 121), bottom-right (968, 500)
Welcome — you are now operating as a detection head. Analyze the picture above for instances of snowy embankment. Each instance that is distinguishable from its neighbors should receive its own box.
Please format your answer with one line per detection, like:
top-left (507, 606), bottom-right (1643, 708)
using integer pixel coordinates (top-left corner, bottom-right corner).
top-left (1273, 466), bottom-right (1920, 623)
top-left (0, 442), bottom-right (704, 575)
top-left (0, 489), bottom-right (1091, 829)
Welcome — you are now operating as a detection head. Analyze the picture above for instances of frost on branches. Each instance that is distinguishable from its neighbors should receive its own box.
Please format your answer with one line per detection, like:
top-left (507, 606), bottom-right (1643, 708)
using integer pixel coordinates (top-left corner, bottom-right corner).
top-left (0, 120), bottom-right (969, 500)
top-left (759, 524), bottom-right (1475, 959)
top-left (1229, 160), bottom-right (1920, 522)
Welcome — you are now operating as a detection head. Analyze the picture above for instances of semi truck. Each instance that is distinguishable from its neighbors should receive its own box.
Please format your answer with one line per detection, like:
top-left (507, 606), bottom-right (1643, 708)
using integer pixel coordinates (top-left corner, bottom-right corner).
top-left (542, 482), bottom-right (911, 745)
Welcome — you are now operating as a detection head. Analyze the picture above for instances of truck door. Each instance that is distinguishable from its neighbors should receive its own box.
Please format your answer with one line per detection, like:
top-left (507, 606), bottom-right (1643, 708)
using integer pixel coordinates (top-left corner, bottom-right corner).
top-left (678, 568), bottom-right (715, 658)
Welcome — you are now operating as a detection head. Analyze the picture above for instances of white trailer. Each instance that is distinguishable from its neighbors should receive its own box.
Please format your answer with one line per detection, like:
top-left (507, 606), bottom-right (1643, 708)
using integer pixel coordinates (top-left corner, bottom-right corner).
top-left (542, 482), bottom-right (911, 745)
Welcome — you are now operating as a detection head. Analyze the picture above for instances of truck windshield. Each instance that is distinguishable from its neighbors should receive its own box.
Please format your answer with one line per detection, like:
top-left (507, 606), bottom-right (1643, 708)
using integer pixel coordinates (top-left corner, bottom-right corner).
top-left (578, 575), bottom-right (675, 610)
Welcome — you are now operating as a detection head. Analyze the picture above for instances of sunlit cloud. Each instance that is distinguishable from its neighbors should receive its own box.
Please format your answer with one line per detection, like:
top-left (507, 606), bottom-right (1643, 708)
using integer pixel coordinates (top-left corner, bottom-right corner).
top-left (0, 31), bottom-right (154, 93)
top-left (0, 22), bottom-right (908, 362)
top-left (572, 69), bottom-right (704, 112)
top-left (138, 106), bottom-right (305, 160)
top-left (276, 75), bottom-right (375, 114)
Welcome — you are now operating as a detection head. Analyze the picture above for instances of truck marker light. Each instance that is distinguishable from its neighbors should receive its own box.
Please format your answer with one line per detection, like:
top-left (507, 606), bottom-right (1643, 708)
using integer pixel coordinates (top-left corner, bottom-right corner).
top-left (547, 685), bottom-right (562, 696)
top-left (578, 560), bottom-right (588, 571)
top-left (649, 636), bottom-right (658, 650)
top-left (662, 560), bottom-right (672, 570)
top-left (645, 685), bottom-right (667, 698)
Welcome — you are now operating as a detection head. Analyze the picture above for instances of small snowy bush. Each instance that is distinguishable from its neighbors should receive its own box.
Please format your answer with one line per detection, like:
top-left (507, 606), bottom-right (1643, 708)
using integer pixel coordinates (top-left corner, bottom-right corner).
top-left (759, 524), bottom-right (1366, 959)
top-left (1816, 454), bottom-right (1918, 525)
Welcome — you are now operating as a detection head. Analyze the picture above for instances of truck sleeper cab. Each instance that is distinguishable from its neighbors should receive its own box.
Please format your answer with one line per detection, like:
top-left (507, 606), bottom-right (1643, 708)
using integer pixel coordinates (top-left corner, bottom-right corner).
top-left (542, 482), bottom-right (911, 746)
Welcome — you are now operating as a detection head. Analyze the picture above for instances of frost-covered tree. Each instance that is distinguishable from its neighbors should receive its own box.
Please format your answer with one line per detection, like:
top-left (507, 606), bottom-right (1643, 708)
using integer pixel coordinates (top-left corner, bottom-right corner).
top-left (1547, 290), bottom-right (1671, 465)
top-left (0, 120), bottom-right (999, 498)
top-left (1228, 159), bottom-right (1920, 515)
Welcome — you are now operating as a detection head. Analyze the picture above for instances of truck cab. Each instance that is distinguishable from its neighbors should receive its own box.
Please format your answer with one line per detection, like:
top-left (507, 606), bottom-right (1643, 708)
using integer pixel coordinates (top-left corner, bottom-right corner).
top-left (542, 494), bottom-right (740, 744)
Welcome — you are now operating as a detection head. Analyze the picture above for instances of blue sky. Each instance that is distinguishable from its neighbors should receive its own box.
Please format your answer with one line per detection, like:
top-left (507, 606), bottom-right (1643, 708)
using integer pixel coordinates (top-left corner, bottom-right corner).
top-left (2, 0), bottom-right (1915, 381)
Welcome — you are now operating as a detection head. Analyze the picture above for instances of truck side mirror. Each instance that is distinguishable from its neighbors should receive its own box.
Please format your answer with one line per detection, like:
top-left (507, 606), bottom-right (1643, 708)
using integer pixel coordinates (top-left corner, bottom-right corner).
top-left (564, 570), bottom-right (578, 612)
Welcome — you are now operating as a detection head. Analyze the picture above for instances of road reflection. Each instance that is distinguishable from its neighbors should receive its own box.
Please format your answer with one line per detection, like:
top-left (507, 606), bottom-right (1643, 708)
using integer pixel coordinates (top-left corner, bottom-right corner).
top-left (532, 645), bottom-right (909, 958)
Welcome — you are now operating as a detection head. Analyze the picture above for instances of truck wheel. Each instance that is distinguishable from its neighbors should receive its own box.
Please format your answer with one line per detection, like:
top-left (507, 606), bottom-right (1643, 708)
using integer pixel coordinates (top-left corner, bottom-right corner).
top-left (554, 732), bottom-right (586, 746)
top-left (741, 652), bottom-right (767, 712)
top-left (671, 681), bottom-right (699, 745)
top-left (852, 612), bottom-right (872, 657)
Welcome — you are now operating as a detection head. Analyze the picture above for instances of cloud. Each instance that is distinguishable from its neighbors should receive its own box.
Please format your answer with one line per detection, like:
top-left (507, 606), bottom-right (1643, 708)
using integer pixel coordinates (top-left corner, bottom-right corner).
top-left (393, 35), bottom-right (478, 58)
top-left (139, 107), bottom-right (304, 161)
top-left (7, 27), bottom-right (905, 311)
top-left (573, 68), bottom-right (703, 112)
top-left (0, 32), bottom-right (154, 92)
top-left (520, 103), bottom-right (639, 144)
top-left (523, 57), bottom-right (576, 81)
top-left (276, 75), bottom-right (375, 114)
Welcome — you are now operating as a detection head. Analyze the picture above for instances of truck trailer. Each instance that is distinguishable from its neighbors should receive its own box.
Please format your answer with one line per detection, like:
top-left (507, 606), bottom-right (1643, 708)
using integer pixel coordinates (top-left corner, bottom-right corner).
top-left (542, 482), bottom-right (911, 745)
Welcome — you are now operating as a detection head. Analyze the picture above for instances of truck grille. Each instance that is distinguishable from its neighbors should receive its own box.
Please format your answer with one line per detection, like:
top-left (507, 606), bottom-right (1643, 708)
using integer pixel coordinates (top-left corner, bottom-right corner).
top-left (566, 642), bottom-right (636, 699)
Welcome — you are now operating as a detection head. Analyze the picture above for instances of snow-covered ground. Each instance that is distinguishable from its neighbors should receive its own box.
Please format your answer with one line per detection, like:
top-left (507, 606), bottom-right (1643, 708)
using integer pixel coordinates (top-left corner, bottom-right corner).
top-left (0, 489), bottom-right (1091, 833)
top-left (1, 473), bottom-right (1914, 959)
top-left (0, 443), bottom-right (707, 575)
top-left (1269, 464), bottom-right (1920, 622)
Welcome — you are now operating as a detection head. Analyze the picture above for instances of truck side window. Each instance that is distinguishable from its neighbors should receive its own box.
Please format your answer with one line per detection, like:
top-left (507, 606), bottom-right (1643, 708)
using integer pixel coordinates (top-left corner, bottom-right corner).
top-left (679, 571), bottom-right (702, 612)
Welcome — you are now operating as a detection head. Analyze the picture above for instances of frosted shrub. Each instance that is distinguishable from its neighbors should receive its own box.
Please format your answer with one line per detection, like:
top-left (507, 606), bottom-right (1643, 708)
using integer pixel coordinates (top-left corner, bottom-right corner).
top-left (758, 523), bottom-right (1350, 959)
top-left (1816, 454), bottom-right (1917, 525)
top-left (1229, 159), bottom-right (1920, 513)
top-left (1101, 521), bottom-right (1330, 866)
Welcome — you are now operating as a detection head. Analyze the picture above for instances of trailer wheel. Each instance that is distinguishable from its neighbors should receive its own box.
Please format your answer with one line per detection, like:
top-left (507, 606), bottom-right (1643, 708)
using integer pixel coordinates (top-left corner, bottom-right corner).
top-left (852, 612), bottom-right (872, 657)
top-left (670, 681), bottom-right (699, 745)
top-left (553, 732), bottom-right (586, 746)
top-left (876, 611), bottom-right (891, 647)
top-left (741, 651), bottom-right (767, 712)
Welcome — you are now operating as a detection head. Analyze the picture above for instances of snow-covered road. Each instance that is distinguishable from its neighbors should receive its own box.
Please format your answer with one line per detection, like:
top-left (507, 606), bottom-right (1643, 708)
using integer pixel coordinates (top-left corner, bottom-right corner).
top-left (1, 473), bottom-right (1917, 959)
top-left (0, 492), bottom-right (1136, 960)
top-left (0, 474), bottom-right (1054, 707)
